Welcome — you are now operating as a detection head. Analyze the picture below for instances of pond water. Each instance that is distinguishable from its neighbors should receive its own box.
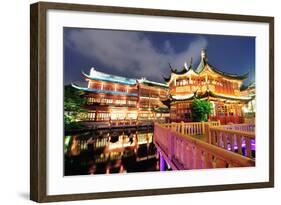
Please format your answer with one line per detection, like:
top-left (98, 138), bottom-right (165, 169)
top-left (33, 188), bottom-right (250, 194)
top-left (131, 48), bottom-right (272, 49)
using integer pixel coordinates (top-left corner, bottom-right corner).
top-left (64, 127), bottom-right (167, 176)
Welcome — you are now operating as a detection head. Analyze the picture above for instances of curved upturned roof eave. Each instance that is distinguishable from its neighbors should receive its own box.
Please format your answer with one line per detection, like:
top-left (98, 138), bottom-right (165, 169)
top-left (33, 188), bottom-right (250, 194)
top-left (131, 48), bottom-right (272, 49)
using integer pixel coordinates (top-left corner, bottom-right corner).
top-left (82, 71), bottom-right (137, 86)
top-left (164, 67), bottom-right (198, 83)
top-left (208, 90), bottom-right (252, 101)
top-left (195, 59), bottom-right (249, 80)
top-left (163, 75), bottom-right (171, 82)
top-left (240, 81), bottom-right (256, 91)
top-left (138, 78), bottom-right (169, 88)
top-left (195, 58), bottom-right (206, 74)
top-left (171, 66), bottom-right (189, 75)
top-left (170, 93), bottom-right (196, 101)
top-left (208, 64), bottom-right (249, 80)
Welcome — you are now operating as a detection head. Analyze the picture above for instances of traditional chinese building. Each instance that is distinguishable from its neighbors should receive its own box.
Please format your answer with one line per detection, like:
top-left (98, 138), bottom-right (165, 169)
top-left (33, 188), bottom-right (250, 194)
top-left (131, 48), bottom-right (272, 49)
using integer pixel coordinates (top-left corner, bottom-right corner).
top-left (71, 49), bottom-right (254, 125)
top-left (162, 49), bottom-right (253, 124)
top-left (240, 82), bottom-right (256, 124)
top-left (72, 68), bottom-right (169, 124)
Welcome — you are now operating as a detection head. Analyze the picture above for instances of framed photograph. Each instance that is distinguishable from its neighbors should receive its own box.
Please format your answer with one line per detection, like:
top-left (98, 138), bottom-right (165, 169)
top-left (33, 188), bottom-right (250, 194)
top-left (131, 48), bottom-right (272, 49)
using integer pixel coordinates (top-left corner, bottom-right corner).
top-left (30, 1), bottom-right (274, 202)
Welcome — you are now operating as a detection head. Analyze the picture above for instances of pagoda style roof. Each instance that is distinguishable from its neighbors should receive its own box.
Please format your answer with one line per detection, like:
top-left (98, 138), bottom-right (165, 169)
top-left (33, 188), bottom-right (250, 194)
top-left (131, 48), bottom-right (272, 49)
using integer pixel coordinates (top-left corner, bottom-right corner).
top-left (138, 78), bottom-right (169, 88)
top-left (153, 106), bottom-right (170, 113)
top-left (164, 61), bottom-right (194, 81)
top-left (170, 65), bottom-right (189, 75)
top-left (71, 83), bottom-right (138, 97)
top-left (166, 90), bottom-right (252, 103)
top-left (163, 49), bottom-right (249, 82)
top-left (82, 67), bottom-right (137, 85)
top-left (240, 81), bottom-right (256, 91)
top-left (195, 57), bottom-right (249, 80)
top-left (161, 97), bottom-right (172, 108)
top-left (83, 67), bottom-right (169, 88)
top-left (163, 75), bottom-right (171, 82)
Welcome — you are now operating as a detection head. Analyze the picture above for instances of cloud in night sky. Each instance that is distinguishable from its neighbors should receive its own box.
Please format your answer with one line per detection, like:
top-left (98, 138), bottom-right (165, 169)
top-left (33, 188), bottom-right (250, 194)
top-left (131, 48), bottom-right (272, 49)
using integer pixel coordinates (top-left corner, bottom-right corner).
top-left (65, 29), bottom-right (208, 82)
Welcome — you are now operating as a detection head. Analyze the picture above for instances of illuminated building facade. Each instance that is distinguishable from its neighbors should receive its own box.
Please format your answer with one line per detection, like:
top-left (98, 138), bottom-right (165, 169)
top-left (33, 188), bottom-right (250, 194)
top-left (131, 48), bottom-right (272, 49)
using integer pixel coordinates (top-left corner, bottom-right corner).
top-left (162, 50), bottom-right (253, 124)
top-left (240, 82), bottom-right (256, 122)
top-left (72, 68), bottom-right (169, 123)
top-left (72, 50), bottom-right (254, 125)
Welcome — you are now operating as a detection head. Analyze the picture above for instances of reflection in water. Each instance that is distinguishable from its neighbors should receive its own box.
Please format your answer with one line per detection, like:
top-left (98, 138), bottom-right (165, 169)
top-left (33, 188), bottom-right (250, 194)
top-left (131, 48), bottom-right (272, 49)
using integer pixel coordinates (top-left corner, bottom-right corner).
top-left (64, 128), bottom-right (165, 176)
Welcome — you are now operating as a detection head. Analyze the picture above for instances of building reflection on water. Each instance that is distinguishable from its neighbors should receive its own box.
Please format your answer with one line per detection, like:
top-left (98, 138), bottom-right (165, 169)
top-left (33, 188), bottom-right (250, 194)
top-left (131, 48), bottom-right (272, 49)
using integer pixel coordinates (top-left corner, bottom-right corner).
top-left (64, 128), bottom-right (168, 176)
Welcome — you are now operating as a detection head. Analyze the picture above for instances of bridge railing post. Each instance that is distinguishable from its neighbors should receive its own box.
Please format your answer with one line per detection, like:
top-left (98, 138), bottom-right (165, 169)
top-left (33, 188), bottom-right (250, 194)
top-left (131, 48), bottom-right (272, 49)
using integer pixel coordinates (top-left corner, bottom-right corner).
top-left (205, 124), bottom-right (211, 143)
top-left (167, 131), bottom-right (174, 161)
top-left (181, 121), bottom-right (184, 134)
top-left (202, 122), bottom-right (207, 134)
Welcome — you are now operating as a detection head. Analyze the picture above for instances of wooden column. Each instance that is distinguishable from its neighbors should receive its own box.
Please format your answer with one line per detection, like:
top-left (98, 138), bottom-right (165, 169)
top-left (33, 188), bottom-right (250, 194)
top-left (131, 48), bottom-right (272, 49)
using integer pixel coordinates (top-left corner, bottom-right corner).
top-left (237, 135), bottom-right (243, 155)
top-left (205, 124), bottom-right (211, 143)
top-left (245, 138), bottom-right (252, 158)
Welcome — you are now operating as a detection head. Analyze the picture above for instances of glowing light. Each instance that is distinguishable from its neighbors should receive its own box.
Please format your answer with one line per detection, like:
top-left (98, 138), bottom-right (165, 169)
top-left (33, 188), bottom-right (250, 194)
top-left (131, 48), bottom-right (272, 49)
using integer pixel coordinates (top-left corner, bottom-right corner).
top-left (242, 106), bottom-right (249, 113)
top-left (227, 141), bottom-right (256, 151)
top-left (70, 137), bottom-right (80, 156)
top-left (64, 136), bottom-right (71, 148)
top-left (172, 93), bottom-right (195, 100)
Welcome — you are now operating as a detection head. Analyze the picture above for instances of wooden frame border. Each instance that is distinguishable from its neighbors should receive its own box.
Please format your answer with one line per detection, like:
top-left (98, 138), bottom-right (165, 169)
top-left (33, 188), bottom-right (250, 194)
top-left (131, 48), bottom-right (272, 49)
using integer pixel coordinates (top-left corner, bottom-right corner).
top-left (30, 1), bottom-right (274, 202)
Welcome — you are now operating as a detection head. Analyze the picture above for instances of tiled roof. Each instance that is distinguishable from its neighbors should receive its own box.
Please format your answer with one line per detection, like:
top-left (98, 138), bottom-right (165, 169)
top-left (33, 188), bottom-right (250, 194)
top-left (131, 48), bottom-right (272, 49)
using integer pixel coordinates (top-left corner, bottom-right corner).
top-left (83, 68), bottom-right (137, 85)
top-left (71, 83), bottom-right (138, 97)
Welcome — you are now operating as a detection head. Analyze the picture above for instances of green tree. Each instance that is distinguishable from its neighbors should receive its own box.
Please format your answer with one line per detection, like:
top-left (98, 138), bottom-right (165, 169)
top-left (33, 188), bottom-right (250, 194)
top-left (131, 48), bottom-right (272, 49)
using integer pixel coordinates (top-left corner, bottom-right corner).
top-left (64, 85), bottom-right (86, 131)
top-left (191, 99), bottom-right (213, 122)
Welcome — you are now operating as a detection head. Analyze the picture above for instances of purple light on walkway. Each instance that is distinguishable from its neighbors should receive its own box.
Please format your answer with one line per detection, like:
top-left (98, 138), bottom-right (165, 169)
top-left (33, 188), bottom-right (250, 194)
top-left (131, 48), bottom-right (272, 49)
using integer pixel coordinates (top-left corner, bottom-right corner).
top-left (159, 153), bottom-right (165, 171)
top-left (226, 141), bottom-right (256, 151)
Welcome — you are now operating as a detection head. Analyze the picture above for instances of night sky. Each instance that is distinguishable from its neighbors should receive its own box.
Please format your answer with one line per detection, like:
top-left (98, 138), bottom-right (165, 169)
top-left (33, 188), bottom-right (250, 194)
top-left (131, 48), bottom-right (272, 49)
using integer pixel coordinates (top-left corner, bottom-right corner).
top-left (64, 27), bottom-right (255, 87)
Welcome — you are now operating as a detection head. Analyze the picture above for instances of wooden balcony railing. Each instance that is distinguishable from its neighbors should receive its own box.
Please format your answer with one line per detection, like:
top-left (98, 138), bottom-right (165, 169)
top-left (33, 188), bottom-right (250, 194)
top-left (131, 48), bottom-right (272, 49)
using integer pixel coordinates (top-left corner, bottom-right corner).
top-left (205, 124), bottom-right (255, 159)
top-left (161, 121), bottom-right (220, 135)
top-left (219, 123), bottom-right (255, 132)
top-left (209, 115), bottom-right (244, 124)
top-left (154, 123), bottom-right (255, 170)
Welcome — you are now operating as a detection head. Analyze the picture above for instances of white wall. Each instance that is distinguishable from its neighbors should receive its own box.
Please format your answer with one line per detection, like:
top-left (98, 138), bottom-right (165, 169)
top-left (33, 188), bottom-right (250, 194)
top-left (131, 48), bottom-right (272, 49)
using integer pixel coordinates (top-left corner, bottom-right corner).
top-left (0, 0), bottom-right (279, 204)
